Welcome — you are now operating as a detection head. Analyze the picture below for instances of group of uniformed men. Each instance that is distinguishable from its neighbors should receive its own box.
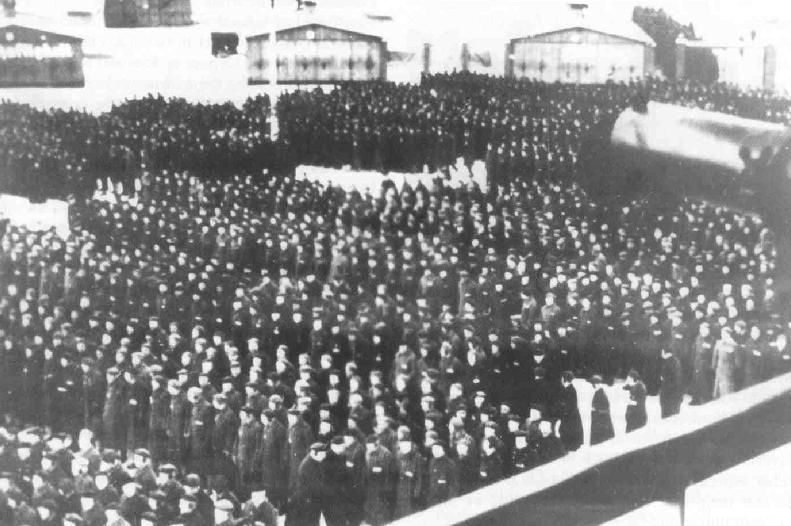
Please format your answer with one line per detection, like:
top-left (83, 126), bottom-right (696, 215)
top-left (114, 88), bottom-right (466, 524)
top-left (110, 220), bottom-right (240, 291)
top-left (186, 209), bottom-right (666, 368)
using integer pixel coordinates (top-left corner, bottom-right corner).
top-left (0, 72), bottom-right (790, 526)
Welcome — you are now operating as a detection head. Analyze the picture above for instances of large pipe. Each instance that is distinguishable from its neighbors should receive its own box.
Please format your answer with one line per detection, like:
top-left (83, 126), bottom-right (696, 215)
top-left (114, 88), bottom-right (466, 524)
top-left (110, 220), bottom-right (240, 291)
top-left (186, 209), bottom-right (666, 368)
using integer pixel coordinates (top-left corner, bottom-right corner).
top-left (578, 101), bottom-right (791, 280)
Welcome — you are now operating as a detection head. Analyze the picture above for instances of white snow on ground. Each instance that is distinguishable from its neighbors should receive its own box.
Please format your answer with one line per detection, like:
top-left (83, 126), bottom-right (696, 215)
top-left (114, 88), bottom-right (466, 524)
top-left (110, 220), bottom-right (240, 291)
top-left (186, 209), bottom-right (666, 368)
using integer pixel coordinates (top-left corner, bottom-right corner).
top-left (297, 159), bottom-right (488, 192)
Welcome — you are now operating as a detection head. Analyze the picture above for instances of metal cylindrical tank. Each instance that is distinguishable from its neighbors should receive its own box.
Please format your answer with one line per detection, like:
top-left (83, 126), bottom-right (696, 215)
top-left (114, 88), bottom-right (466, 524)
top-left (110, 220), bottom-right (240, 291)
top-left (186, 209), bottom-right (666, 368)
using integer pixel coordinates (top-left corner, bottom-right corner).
top-left (578, 100), bottom-right (791, 280)
top-left (580, 101), bottom-right (791, 213)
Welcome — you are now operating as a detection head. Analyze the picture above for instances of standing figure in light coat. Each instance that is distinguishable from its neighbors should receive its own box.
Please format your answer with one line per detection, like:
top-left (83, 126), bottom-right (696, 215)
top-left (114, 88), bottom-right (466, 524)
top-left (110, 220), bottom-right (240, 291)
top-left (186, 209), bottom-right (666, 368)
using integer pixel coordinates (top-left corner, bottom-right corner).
top-left (712, 327), bottom-right (743, 399)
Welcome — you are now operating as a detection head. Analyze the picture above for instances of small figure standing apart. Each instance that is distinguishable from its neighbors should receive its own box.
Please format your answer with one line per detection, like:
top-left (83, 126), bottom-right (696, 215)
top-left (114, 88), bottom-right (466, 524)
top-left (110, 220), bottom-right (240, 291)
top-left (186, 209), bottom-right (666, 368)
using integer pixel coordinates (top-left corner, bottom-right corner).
top-left (589, 375), bottom-right (614, 446)
top-left (659, 349), bottom-right (683, 418)
top-left (623, 369), bottom-right (647, 433)
top-left (555, 371), bottom-right (583, 452)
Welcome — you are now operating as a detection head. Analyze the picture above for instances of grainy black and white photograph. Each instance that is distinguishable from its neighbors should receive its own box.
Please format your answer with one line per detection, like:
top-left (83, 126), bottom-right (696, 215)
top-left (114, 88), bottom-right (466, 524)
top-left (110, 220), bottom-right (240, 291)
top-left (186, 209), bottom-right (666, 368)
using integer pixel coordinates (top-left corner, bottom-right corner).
top-left (0, 0), bottom-right (790, 525)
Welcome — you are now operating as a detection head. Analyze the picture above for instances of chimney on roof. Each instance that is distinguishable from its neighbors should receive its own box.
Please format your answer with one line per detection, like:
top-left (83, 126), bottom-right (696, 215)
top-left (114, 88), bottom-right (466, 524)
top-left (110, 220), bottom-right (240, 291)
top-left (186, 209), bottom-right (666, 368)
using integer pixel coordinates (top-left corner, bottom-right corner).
top-left (2, 0), bottom-right (16, 17)
top-left (569, 3), bottom-right (588, 18)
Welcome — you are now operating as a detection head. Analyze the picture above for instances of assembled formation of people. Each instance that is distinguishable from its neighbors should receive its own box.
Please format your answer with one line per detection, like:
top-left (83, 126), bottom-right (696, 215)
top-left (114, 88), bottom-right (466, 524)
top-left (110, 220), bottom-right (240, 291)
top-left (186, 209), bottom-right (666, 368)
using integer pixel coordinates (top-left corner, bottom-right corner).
top-left (0, 72), bottom-right (790, 526)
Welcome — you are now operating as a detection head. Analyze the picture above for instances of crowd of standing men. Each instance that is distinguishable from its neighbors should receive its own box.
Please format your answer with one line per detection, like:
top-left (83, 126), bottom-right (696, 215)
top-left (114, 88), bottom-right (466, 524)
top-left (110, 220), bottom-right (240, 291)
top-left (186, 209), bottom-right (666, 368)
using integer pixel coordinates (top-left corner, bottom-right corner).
top-left (0, 73), bottom-right (790, 526)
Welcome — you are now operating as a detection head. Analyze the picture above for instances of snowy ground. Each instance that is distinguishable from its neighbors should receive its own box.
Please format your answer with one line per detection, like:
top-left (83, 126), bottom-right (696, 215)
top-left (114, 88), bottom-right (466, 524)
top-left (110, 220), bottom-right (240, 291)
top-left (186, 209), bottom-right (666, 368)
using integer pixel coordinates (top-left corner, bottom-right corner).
top-left (296, 160), bottom-right (488, 192)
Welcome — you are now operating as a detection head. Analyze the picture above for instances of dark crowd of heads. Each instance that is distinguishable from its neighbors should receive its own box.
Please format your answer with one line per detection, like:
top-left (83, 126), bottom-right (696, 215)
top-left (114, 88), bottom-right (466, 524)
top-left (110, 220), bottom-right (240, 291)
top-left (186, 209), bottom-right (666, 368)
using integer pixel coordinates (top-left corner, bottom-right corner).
top-left (0, 72), bottom-right (790, 525)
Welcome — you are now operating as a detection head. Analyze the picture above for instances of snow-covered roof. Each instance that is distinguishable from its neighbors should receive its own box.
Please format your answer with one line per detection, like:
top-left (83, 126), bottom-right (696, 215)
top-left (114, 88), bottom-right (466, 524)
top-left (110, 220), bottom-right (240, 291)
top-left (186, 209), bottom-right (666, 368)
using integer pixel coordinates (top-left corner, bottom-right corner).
top-left (244, 9), bottom-right (388, 41)
top-left (514, 13), bottom-right (656, 46)
top-left (0, 12), bottom-right (86, 41)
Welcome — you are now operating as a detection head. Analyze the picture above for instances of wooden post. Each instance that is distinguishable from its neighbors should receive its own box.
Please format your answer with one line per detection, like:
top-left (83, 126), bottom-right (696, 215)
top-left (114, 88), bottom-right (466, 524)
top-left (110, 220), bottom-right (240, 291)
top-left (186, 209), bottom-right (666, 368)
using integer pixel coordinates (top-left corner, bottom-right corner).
top-left (763, 45), bottom-right (776, 91)
top-left (380, 41), bottom-right (388, 80)
top-left (675, 38), bottom-right (686, 81)
top-left (268, 4), bottom-right (278, 141)
top-left (461, 42), bottom-right (470, 71)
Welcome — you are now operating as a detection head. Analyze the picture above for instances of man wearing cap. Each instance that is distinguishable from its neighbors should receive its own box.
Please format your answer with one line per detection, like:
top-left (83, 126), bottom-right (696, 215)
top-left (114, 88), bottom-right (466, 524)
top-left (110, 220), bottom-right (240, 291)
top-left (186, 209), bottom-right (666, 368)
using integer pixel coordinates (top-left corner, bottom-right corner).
top-left (220, 376), bottom-right (243, 414)
top-left (214, 498), bottom-right (235, 526)
top-left (287, 409), bottom-right (315, 498)
top-left (145, 488), bottom-right (168, 524)
top-left (78, 356), bottom-right (106, 437)
top-left (712, 326), bottom-right (742, 400)
top-left (167, 378), bottom-right (191, 468)
top-left (364, 434), bottom-right (396, 526)
top-left (510, 430), bottom-right (537, 473)
top-left (477, 436), bottom-right (505, 488)
top-left (691, 322), bottom-right (715, 405)
top-left (321, 435), bottom-right (355, 526)
top-left (175, 494), bottom-right (202, 526)
top-left (257, 408), bottom-right (289, 509)
top-left (186, 386), bottom-right (214, 477)
top-left (659, 348), bottom-right (683, 418)
top-left (184, 473), bottom-right (214, 525)
top-left (154, 464), bottom-right (181, 521)
top-left (132, 448), bottom-right (157, 493)
top-left (341, 429), bottom-right (367, 526)
top-left (589, 375), bottom-right (614, 445)
top-left (535, 419), bottom-right (565, 466)
top-left (394, 428), bottom-right (423, 520)
top-left (119, 481), bottom-right (149, 526)
top-left (102, 367), bottom-right (127, 452)
top-left (149, 375), bottom-right (170, 466)
top-left (285, 442), bottom-right (326, 526)
top-left (555, 371), bottom-right (583, 452)
top-left (124, 368), bottom-right (152, 455)
top-left (425, 441), bottom-right (458, 507)
top-left (241, 489), bottom-right (278, 526)
top-left (80, 488), bottom-right (106, 526)
top-left (235, 406), bottom-right (262, 491)
top-left (212, 393), bottom-right (240, 483)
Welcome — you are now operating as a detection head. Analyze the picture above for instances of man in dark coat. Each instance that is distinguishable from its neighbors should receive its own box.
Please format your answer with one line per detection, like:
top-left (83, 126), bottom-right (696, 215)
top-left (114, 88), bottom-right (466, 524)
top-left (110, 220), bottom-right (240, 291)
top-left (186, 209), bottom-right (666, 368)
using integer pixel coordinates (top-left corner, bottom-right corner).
top-left (394, 429), bottom-right (423, 520)
top-left (285, 442), bottom-right (326, 526)
top-left (241, 489), bottom-right (278, 526)
top-left (258, 409), bottom-right (289, 509)
top-left (287, 410), bottom-right (314, 496)
top-left (186, 387), bottom-right (214, 477)
top-left (148, 375), bottom-right (170, 465)
top-left (535, 419), bottom-right (565, 466)
top-left (183, 473), bottom-right (214, 526)
top-left (510, 430), bottom-right (537, 473)
top-left (119, 481), bottom-right (149, 526)
top-left (363, 435), bottom-right (396, 526)
top-left (236, 406), bottom-right (262, 491)
top-left (322, 436), bottom-right (356, 526)
top-left (425, 442), bottom-right (459, 507)
top-left (624, 369), bottom-right (648, 432)
top-left (175, 494), bottom-right (203, 526)
top-left (124, 369), bottom-right (151, 454)
top-left (211, 393), bottom-right (239, 483)
top-left (102, 367), bottom-right (127, 451)
top-left (78, 357), bottom-right (106, 436)
top-left (555, 372), bottom-right (583, 452)
top-left (166, 379), bottom-right (191, 467)
top-left (690, 322), bottom-right (715, 405)
top-left (477, 435), bottom-right (505, 488)
top-left (659, 349), bottom-right (683, 418)
top-left (589, 375), bottom-right (614, 445)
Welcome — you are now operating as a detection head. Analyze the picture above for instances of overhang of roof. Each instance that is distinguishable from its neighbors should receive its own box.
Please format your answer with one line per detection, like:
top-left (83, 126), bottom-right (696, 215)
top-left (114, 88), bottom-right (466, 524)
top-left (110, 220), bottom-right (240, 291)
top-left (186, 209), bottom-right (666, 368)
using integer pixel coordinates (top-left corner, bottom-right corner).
top-left (0, 23), bottom-right (83, 42)
top-left (514, 26), bottom-right (653, 46)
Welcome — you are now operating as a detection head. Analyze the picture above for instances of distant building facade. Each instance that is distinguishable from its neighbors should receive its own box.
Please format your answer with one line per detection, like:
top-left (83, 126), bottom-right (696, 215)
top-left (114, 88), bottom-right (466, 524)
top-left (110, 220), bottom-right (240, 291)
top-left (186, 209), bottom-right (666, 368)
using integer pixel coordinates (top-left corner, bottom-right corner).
top-left (507, 26), bottom-right (655, 84)
top-left (0, 22), bottom-right (84, 87)
top-left (104, 0), bottom-right (192, 28)
top-left (247, 23), bottom-right (387, 84)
